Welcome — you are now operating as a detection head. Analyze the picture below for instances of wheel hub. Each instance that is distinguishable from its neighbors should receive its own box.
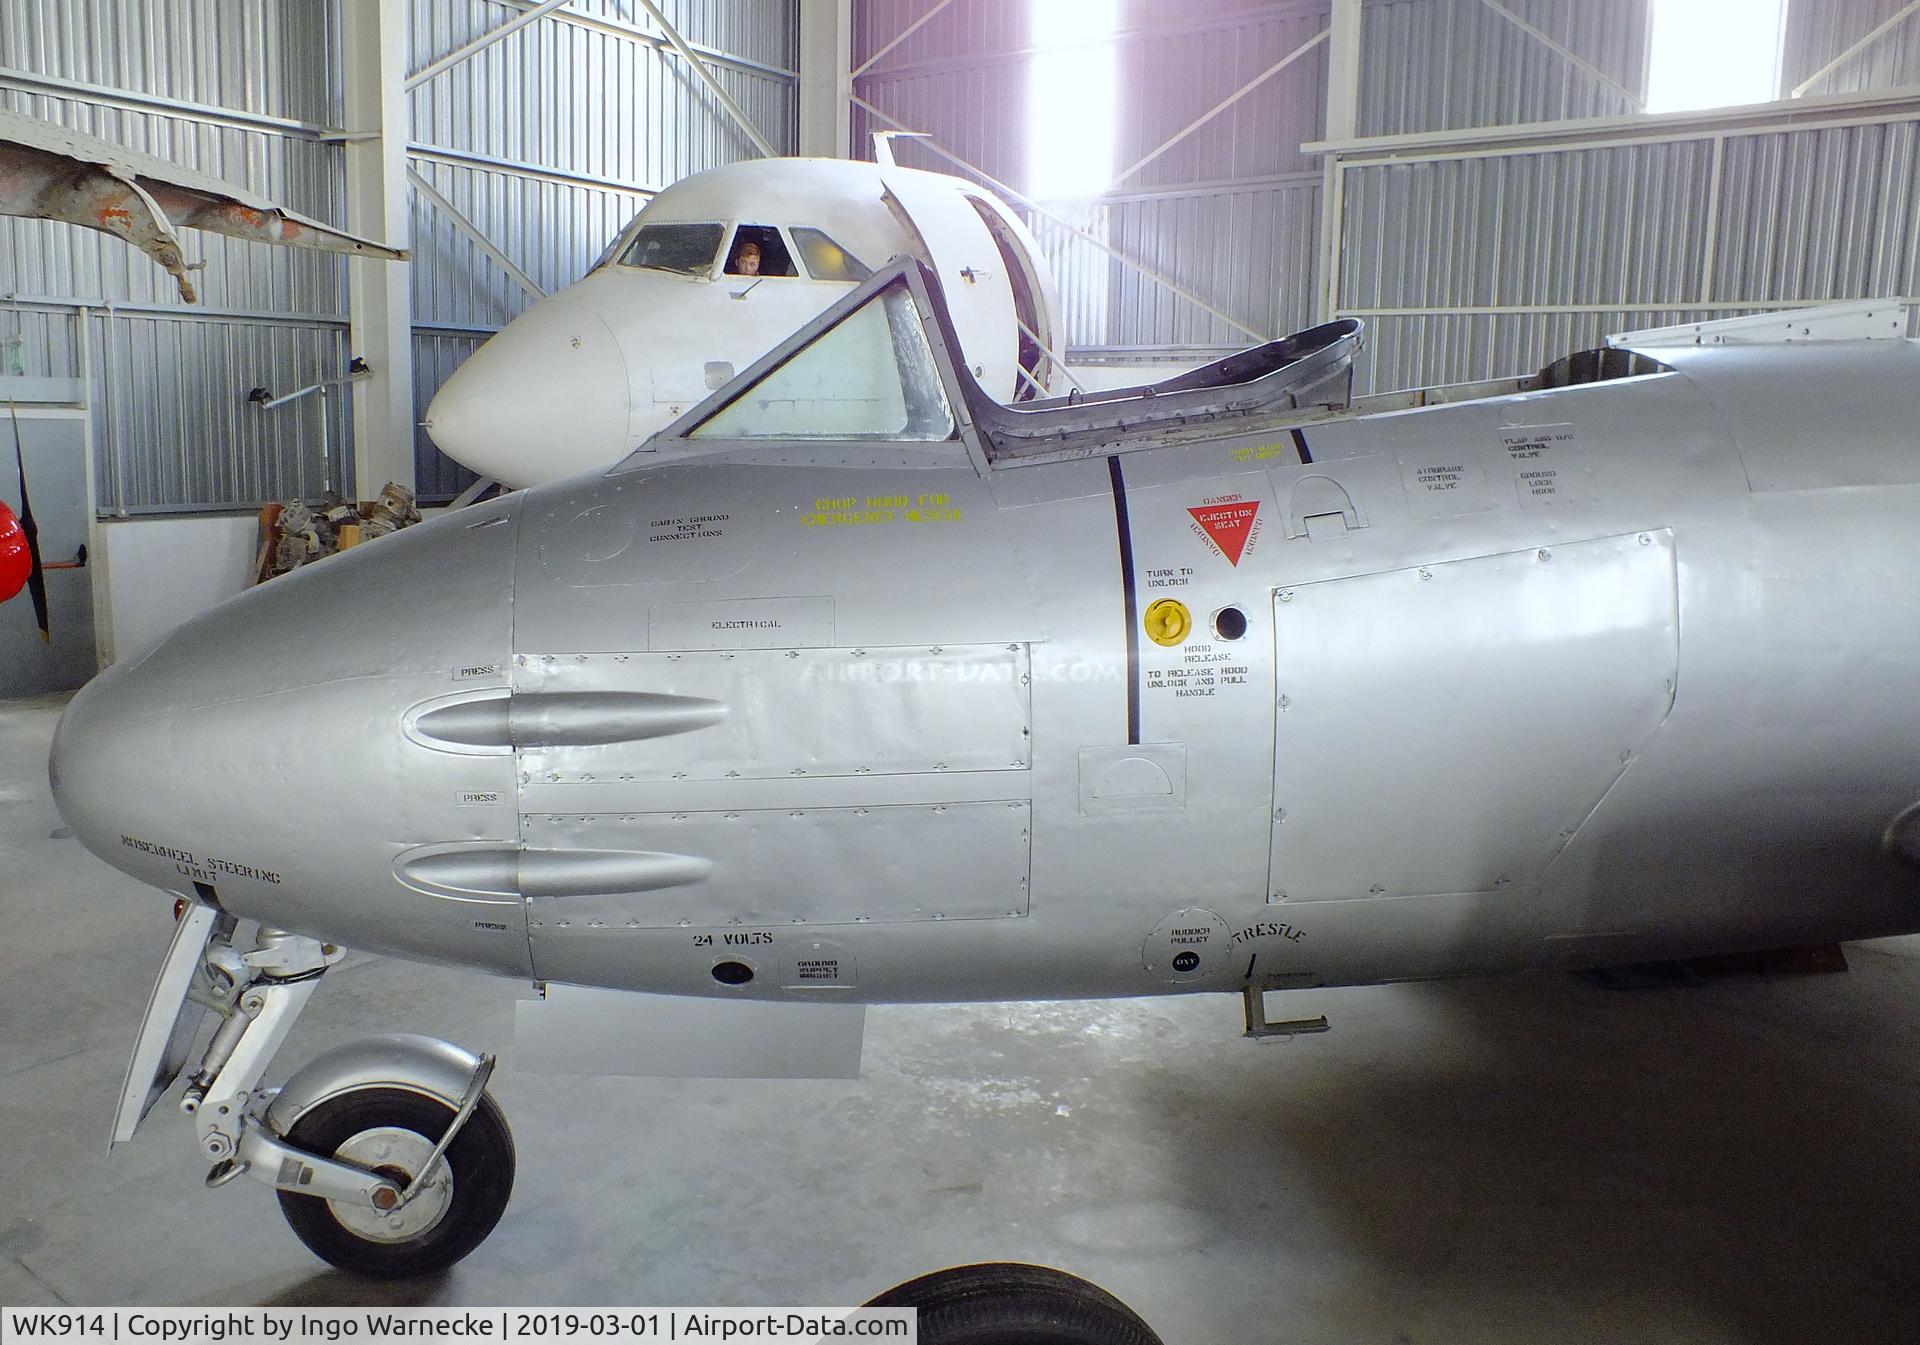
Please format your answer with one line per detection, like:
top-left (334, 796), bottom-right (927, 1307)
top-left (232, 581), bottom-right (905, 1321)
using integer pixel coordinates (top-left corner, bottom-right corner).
top-left (328, 1126), bottom-right (453, 1242)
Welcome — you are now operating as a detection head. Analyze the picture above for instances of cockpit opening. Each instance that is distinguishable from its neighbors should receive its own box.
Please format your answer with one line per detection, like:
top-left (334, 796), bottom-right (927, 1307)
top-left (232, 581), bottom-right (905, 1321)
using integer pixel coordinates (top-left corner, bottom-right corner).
top-left (638, 259), bottom-right (1360, 465)
top-left (602, 217), bottom-right (873, 286)
top-left (966, 318), bottom-right (1365, 462)
top-left (726, 225), bottom-right (796, 277)
top-left (626, 256), bottom-right (1703, 482)
top-left (1535, 346), bottom-right (1674, 388)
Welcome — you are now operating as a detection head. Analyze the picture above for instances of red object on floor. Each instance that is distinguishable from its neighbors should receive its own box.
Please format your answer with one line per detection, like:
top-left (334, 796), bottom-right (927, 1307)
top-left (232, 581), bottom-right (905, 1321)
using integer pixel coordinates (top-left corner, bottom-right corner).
top-left (0, 499), bottom-right (28, 603)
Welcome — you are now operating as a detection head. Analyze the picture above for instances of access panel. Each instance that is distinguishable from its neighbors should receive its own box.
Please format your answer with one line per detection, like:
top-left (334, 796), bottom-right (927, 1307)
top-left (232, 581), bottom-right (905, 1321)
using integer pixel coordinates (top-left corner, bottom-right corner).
top-left (1270, 531), bottom-right (1678, 902)
top-left (513, 643), bottom-right (1032, 784)
top-left (522, 800), bottom-right (1034, 931)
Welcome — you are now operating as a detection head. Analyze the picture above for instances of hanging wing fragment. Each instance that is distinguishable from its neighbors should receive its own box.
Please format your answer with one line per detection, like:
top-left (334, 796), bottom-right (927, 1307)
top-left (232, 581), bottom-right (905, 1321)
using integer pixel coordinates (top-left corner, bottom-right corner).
top-left (0, 108), bottom-right (405, 303)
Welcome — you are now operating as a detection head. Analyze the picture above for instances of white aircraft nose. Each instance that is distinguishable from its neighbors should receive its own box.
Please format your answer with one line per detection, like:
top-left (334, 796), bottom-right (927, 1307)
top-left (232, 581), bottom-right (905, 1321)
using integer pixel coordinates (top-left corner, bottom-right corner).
top-left (425, 297), bottom-right (633, 486)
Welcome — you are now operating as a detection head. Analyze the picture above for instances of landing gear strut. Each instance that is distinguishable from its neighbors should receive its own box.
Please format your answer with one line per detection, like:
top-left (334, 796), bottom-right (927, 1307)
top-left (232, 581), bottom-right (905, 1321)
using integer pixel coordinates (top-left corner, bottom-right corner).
top-left (115, 904), bottom-right (513, 1276)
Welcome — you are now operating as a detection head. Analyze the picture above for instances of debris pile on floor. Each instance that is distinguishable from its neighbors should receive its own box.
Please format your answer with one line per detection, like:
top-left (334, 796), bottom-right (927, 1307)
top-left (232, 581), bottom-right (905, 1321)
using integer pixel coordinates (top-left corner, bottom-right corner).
top-left (253, 483), bottom-right (422, 582)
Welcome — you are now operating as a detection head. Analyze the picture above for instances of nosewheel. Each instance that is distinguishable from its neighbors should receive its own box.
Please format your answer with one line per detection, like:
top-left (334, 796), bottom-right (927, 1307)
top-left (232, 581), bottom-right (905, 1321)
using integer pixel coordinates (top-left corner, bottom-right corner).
top-left (276, 1086), bottom-right (515, 1279)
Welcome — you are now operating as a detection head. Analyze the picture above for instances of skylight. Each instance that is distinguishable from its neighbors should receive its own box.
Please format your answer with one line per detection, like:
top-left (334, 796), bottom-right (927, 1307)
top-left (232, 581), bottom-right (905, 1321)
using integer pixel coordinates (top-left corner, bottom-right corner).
top-left (1026, 0), bottom-right (1121, 199)
top-left (1644, 0), bottom-right (1789, 114)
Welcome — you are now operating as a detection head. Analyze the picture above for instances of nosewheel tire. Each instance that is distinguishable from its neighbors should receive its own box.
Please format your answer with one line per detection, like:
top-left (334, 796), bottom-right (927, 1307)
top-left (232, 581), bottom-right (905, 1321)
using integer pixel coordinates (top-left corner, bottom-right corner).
top-left (276, 1086), bottom-right (515, 1279)
top-left (865, 1262), bottom-right (1163, 1345)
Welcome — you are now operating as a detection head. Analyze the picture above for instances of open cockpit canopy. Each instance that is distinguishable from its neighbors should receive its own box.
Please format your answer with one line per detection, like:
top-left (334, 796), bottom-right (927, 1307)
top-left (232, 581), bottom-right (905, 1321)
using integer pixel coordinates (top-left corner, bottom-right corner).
top-left (628, 257), bottom-right (1371, 469)
top-left (968, 320), bottom-right (1362, 462)
top-left (622, 255), bottom-right (1681, 474)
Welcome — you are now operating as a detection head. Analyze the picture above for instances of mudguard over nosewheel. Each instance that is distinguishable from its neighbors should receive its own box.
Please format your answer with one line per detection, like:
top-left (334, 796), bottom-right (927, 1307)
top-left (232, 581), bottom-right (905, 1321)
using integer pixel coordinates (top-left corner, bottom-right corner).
top-left (866, 1262), bottom-right (1163, 1345)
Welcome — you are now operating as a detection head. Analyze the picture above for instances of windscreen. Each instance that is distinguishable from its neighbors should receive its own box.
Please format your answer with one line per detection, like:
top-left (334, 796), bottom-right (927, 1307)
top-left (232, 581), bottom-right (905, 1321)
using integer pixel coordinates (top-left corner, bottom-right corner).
top-left (620, 222), bottom-right (726, 275)
top-left (792, 227), bottom-right (872, 282)
top-left (688, 279), bottom-right (955, 441)
top-left (588, 220), bottom-right (637, 273)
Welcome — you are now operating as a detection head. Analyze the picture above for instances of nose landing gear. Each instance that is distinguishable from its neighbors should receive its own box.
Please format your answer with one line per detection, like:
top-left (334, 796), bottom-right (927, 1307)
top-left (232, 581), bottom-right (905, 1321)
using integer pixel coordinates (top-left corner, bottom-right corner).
top-left (276, 1086), bottom-right (516, 1279)
top-left (116, 905), bottom-right (515, 1276)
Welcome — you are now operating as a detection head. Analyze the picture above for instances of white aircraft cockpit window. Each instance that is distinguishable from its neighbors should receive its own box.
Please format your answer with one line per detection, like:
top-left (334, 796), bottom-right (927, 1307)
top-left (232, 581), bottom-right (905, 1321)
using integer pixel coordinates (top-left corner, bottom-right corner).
top-left (724, 225), bottom-right (798, 277)
top-left (619, 222), bottom-right (726, 275)
top-left (688, 279), bottom-right (955, 441)
top-left (791, 227), bottom-right (872, 283)
top-left (588, 223), bottom-right (633, 273)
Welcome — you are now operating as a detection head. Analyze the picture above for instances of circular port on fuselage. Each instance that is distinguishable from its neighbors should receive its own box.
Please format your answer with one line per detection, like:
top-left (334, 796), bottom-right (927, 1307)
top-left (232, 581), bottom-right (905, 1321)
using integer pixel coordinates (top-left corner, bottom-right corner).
top-left (712, 960), bottom-right (755, 986)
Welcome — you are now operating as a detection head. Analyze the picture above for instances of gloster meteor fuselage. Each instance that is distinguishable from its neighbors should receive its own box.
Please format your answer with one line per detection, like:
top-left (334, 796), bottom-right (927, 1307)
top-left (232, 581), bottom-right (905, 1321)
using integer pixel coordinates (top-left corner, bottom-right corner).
top-left (52, 267), bottom-right (1920, 1009)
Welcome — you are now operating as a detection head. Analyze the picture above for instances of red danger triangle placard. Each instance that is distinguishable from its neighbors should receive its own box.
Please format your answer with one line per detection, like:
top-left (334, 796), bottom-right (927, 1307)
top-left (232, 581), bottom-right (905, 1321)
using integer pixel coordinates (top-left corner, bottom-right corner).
top-left (1188, 499), bottom-right (1261, 566)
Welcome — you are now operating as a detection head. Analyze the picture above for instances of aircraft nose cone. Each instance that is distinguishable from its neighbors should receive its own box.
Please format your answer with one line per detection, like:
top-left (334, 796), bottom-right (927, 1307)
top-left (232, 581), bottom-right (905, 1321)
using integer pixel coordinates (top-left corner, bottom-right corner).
top-left (49, 500), bottom-right (525, 956)
top-left (49, 656), bottom-right (157, 864)
top-left (425, 298), bottom-right (632, 487)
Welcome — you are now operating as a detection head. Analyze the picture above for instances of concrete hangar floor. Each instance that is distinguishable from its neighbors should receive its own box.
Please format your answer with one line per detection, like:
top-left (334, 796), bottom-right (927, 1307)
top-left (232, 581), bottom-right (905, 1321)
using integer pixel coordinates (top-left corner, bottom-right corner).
top-left (5, 691), bottom-right (1919, 1343)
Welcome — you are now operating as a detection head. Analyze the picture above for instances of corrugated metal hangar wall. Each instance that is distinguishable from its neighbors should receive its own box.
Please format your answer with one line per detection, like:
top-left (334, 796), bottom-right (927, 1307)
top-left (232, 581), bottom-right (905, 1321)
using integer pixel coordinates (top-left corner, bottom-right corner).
top-left (4, 1), bottom-right (1919, 513)
top-left (854, 0), bottom-right (1920, 393)
top-left (0, 0), bottom-right (794, 512)
top-left (1, 3), bottom-right (351, 512)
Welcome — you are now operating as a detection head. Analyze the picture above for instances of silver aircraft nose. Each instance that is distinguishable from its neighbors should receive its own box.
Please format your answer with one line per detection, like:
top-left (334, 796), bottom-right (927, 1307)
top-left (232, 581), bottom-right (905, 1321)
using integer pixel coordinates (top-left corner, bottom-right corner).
top-left (48, 655), bottom-right (161, 866)
top-left (50, 498), bottom-right (530, 973)
top-left (424, 297), bottom-right (632, 487)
